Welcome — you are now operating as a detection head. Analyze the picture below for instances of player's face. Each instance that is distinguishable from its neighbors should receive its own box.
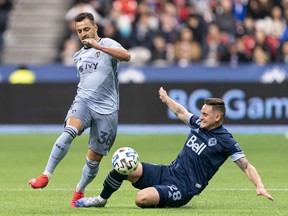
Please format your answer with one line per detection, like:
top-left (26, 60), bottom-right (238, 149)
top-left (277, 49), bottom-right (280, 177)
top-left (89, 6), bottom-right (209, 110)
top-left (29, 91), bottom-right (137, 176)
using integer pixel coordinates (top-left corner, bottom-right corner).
top-left (75, 18), bottom-right (97, 41)
top-left (199, 104), bottom-right (220, 131)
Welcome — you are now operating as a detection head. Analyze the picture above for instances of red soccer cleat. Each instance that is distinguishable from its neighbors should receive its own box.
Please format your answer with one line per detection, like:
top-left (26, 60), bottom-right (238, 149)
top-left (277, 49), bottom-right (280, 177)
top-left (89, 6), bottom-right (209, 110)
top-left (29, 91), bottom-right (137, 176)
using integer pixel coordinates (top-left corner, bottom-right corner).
top-left (29, 174), bottom-right (49, 189)
top-left (71, 190), bottom-right (84, 208)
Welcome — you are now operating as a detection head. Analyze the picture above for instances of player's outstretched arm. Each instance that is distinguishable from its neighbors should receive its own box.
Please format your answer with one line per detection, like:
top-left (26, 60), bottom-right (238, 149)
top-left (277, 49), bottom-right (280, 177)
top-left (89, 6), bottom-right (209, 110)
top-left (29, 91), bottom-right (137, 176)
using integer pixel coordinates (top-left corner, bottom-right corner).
top-left (235, 157), bottom-right (274, 201)
top-left (159, 87), bottom-right (191, 124)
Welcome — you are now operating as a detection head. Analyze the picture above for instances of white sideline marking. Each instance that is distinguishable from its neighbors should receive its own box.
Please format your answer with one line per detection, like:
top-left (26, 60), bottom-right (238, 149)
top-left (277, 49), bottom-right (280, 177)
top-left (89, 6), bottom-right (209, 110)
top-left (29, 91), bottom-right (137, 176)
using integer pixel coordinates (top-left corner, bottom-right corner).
top-left (0, 188), bottom-right (287, 191)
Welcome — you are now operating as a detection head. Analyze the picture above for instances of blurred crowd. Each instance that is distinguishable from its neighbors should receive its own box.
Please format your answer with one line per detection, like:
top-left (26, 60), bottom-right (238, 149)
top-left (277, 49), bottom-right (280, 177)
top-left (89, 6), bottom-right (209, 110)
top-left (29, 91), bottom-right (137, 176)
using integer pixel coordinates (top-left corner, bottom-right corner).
top-left (2, 0), bottom-right (288, 67)
top-left (58, 0), bottom-right (288, 67)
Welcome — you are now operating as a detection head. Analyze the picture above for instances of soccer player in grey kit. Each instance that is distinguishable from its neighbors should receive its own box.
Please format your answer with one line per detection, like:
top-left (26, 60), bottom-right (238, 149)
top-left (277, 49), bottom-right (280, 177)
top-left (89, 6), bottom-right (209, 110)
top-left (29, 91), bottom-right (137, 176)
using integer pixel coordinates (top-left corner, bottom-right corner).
top-left (76, 87), bottom-right (274, 208)
top-left (29, 12), bottom-right (131, 207)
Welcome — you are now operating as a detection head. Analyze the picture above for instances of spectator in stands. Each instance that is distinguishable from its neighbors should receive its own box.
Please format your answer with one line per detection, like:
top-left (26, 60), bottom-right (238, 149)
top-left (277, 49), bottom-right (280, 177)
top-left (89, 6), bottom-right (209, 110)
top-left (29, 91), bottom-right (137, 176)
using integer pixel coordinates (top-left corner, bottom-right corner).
top-left (279, 20), bottom-right (288, 43)
top-left (232, 0), bottom-right (248, 23)
top-left (0, 0), bottom-right (13, 61)
top-left (279, 0), bottom-right (288, 43)
top-left (129, 12), bottom-right (154, 49)
top-left (101, 20), bottom-right (123, 44)
top-left (255, 5), bottom-right (284, 60)
top-left (246, 0), bottom-right (272, 19)
top-left (214, 0), bottom-right (238, 41)
top-left (253, 29), bottom-right (272, 61)
top-left (127, 12), bottom-right (155, 65)
top-left (276, 40), bottom-right (288, 62)
top-left (221, 37), bottom-right (251, 67)
top-left (173, 0), bottom-right (191, 23)
top-left (264, 5), bottom-right (285, 38)
top-left (112, 0), bottom-right (138, 20)
top-left (89, 0), bottom-right (113, 18)
top-left (240, 16), bottom-right (256, 59)
top-left (136, 0), bottom-right (159, 30)
top-left (252, 45), bottom-right (270, 65)
top-left (174, 27), bottom-right (202, 67)
top-left (149, 33), bottom-right (170, 66)
top-left (282, 0), bottom-right (288, 20)
top-left (9, 64), bottom-right (35, 84)
top-left (65, 0), bottom-right (103, 26)
top-left (202, 23), bottom-right (229, 66)
top-left (60, 38), bottom-right (81, 66)
top-left (185, 13), bottom-right (207, 44)
top-left (57, 0), bottom-right (286, 66)
top-left (189, 0), bottom-right (214, 23)
top-left (157, 3), bottom-right (179, 46)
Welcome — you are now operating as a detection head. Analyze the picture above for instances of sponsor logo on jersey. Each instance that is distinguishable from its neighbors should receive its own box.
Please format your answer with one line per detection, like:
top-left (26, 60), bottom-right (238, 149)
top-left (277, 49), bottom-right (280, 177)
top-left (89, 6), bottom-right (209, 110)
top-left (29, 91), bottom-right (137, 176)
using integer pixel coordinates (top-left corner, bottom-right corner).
top-left (186, 135), bottom-right (207, 155)
top-left (208, 137), bottom-right (217, 146)
top-left (85, 62), bottom-right (98, 70)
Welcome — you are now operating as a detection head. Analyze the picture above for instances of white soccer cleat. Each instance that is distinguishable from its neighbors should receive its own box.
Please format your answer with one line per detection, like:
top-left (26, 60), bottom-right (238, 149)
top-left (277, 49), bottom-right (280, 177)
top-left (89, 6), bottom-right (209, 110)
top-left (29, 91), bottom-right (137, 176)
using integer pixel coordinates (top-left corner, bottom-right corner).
top-left (76, 196), bottom-right (107, 208)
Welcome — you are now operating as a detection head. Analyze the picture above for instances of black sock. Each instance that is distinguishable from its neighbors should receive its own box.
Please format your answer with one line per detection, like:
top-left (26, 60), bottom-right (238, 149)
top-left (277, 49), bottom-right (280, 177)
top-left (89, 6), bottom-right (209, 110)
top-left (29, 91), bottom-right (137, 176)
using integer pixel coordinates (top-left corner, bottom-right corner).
top-left (100, 169), bottom-right (128, 199)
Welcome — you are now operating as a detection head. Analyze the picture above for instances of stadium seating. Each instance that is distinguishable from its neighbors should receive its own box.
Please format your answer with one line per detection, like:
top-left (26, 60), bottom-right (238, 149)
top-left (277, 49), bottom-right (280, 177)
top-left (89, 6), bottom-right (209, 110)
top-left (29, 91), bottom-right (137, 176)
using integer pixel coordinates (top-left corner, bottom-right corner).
top-left (2, 0), bottom-right (73, 64)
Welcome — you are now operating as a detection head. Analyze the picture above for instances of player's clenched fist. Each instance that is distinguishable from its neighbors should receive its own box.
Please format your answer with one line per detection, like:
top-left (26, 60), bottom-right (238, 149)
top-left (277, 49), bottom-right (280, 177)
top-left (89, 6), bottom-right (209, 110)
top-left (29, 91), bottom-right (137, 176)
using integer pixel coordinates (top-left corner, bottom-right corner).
top-left (159, 87), bottom-right (169, 103)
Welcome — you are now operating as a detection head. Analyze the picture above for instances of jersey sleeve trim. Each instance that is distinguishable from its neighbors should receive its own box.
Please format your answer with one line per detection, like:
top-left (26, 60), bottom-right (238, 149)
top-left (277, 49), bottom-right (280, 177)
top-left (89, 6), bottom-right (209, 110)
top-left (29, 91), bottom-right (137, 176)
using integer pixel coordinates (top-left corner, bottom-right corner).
top-left (187, 113), bottom-right (194, 127)
top-left (229, 152), bottom-right (245, 162)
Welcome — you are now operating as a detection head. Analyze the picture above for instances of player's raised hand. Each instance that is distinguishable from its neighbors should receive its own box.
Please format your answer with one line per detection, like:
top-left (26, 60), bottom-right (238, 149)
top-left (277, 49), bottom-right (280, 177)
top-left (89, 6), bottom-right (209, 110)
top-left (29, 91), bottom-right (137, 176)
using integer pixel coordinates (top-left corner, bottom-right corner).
top-left (82, 38), bottom-right (94, 47)
top-left (159, 87), bottom-right (169, 103)
top-left (256, 187), bottom-right (274, 201)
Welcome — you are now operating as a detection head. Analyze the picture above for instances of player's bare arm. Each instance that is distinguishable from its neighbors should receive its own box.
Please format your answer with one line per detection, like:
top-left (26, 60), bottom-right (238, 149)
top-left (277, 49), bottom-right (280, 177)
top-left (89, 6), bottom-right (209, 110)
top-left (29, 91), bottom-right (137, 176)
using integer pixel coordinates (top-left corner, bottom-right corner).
top-left (159, 87), bottom-right (191, 124)
top-left (82, 38), bottom-right (131, 62)
top-left (235, 157), bottom-right (274, 201)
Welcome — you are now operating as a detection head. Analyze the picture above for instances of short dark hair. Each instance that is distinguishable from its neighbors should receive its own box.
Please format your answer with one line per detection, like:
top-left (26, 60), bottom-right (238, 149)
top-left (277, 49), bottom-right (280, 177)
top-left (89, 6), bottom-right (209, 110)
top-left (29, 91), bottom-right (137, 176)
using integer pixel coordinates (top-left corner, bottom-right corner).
top-left (204, 98), bottom-right (226, 117)
top-left (75, 12), bottom-right (94, 23)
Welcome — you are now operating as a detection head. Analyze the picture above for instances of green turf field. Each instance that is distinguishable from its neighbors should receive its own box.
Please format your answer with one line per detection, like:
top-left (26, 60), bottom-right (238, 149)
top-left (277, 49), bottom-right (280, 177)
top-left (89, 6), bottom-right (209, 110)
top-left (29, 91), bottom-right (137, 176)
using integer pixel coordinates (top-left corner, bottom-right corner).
top-left (0, 134), bottom-right (287, 216)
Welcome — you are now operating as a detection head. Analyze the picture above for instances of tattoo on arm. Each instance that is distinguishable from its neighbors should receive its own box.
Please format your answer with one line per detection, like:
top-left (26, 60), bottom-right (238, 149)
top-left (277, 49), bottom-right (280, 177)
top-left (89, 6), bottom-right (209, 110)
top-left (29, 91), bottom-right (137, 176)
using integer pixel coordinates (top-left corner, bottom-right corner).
top-left (175, 108), bottom-right (181, 117)
top-left (236, 157), bottom-right (249, 172)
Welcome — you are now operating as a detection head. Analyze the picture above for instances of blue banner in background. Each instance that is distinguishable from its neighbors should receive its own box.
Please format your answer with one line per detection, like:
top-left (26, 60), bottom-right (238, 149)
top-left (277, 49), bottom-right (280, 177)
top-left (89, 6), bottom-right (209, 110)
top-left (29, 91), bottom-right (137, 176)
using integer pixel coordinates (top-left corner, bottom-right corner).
top-left (1, 64), bottom-right (287, 134)
top-left (0, 63), bottom-right (287, 83)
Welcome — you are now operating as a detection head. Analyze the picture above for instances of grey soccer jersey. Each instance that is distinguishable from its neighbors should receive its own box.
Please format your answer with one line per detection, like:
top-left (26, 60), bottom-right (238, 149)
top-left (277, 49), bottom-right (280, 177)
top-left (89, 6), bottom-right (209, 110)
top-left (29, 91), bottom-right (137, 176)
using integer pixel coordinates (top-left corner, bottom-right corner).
top-left (73, 38), bottom-right (122, 114)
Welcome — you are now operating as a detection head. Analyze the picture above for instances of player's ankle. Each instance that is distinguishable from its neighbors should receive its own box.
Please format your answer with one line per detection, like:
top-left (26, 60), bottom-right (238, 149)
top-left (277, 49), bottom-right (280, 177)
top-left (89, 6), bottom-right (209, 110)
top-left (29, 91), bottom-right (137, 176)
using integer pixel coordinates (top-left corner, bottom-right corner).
top-left (98, 196), bottom-right (106, 202)
top-left (43, 171), bottom-right (52, 180)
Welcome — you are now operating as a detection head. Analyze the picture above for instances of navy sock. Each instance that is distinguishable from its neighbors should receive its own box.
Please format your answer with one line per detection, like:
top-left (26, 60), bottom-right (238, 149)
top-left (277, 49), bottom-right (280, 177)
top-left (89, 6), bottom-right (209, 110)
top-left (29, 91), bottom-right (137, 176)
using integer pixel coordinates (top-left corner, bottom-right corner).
top-left (100, 169), bottom-right (128, 199)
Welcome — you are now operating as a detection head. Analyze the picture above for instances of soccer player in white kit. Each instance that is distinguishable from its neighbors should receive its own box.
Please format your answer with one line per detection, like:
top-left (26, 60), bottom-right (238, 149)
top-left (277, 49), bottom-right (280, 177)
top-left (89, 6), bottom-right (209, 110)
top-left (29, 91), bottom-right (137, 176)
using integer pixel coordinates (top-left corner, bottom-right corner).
top-left (29, 12), bottom-right (131, 207)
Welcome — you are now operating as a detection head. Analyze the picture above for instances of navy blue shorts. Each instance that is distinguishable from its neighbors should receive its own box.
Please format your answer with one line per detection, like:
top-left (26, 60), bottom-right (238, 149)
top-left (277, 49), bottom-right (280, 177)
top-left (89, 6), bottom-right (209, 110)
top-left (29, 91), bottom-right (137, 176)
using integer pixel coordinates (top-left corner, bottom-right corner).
top-left (132, 162), bottom-right (193, 207)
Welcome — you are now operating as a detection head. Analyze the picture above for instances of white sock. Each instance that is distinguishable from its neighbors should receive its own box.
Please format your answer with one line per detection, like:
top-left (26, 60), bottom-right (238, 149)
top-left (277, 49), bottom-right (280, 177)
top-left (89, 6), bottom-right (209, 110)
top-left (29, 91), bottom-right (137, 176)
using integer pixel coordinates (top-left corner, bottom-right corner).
top-left (43, 171), bottom-right (52, 180)
top-left (98, 196), bottom-right (106, 202)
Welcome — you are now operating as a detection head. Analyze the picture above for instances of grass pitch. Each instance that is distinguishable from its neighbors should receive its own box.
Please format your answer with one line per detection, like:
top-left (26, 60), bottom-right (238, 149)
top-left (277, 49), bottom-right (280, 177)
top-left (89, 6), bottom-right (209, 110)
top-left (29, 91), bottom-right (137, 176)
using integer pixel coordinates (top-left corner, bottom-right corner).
top-left (0, 133), bottom-right (287, 216)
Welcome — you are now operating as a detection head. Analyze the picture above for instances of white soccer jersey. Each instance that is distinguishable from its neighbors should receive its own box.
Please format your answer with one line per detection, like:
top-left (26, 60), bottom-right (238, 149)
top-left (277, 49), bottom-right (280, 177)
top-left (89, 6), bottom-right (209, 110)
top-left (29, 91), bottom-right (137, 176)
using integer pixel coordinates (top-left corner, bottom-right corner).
top-left (73, 38), bottom-right (122, 114)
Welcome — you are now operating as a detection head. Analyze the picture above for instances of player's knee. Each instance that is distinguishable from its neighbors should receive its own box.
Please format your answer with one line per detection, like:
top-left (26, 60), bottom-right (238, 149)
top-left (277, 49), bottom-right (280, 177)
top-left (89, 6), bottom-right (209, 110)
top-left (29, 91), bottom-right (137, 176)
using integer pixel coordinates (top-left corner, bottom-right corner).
top-left (135, 190), bottom-right (158, 208)
top-left (135, 191), bottom-right (148, 207)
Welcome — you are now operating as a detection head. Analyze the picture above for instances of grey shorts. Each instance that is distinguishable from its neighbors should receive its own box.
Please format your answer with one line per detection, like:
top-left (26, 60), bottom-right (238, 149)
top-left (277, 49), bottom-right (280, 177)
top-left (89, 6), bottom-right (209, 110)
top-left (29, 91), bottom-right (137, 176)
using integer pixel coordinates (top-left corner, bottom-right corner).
top-left (65, 100), bottom-right (118, 156)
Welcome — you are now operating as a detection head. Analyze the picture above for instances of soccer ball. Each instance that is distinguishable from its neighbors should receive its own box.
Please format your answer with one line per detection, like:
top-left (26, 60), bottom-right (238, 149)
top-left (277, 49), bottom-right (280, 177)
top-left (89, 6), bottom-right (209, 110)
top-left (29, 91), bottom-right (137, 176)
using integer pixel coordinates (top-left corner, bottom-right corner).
top-left (112, 147), bottom-right (140, 175)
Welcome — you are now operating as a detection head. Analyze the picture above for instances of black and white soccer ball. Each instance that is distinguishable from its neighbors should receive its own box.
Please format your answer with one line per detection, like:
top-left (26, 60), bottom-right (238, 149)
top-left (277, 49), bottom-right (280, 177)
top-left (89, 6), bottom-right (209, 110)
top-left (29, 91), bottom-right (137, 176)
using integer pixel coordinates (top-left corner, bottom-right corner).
top-left (112, 147), bottom-right (140, 175)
